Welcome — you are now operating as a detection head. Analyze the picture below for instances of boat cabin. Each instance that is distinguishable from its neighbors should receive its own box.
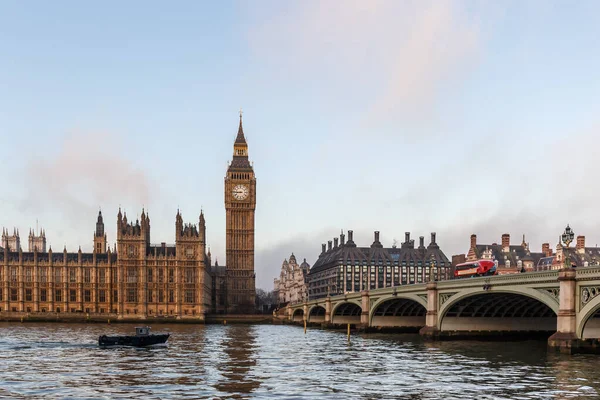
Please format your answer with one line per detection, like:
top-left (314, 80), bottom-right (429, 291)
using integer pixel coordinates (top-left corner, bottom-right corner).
top-left (135, 326), bottom-right (151, 336)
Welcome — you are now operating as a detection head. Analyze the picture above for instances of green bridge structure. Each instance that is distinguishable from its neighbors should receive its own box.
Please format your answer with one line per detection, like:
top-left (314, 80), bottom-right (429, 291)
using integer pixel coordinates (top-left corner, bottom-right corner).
top-left (279, 267), bottom-right (600, 354)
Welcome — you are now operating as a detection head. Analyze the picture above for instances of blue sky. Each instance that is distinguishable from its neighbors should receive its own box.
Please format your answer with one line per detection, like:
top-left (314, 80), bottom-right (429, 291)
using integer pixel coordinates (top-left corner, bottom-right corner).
top-left (1, 1), bottom-right (600, 289)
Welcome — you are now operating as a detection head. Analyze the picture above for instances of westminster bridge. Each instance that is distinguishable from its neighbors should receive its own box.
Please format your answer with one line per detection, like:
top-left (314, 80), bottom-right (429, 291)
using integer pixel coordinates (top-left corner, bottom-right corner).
top-left (280, 267), bottom-right (600, 353)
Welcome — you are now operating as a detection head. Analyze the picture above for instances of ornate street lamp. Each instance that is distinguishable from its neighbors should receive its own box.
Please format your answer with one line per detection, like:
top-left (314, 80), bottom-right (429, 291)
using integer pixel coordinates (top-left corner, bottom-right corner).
top-left (429, 254), bottom-right (437, 282)
top-left (562, 224), bottom-right (575, 268)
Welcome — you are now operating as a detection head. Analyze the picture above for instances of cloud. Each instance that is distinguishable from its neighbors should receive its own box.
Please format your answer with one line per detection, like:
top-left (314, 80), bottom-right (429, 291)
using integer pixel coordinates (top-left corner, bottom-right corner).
top-left (19, 131), bottom-right (152, 227)
top-left (248, 1), bottom-right (482, 126)
top-left (368, 2), bottom-right (480, 120)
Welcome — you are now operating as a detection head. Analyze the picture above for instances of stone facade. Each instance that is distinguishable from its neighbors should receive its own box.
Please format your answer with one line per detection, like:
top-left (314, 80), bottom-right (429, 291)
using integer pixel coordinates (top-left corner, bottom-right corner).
top-left (0, 209), bottom-right (211, 319)
top-left (466, 233), bottom-right (545, 274)
top-left (0, 115), bottom-right (259, 318)
top-left (273, 254), bottom-right (310, 305)
top-left (2, 229), bottom-right (21, 252)
top-left (549, 234), bottom-right (600, 270)
top-left (466, 230), bottom-right (600, 273)
top-left (224, 114), bottom-right (257, 313)
top-left (308, 231), bottom-right (452, 300)
top-left (28, 229), bottom-right (46, 253)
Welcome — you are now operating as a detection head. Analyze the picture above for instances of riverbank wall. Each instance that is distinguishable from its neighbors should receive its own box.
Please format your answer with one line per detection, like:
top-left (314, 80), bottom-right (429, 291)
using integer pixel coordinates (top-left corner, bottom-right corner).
top-left (0, 311), bottom-right (274, 324)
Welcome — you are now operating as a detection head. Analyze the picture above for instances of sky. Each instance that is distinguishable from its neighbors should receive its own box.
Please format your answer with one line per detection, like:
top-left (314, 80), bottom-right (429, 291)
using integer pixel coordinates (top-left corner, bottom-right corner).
top-left (1, 1), bottom-right (600, 290)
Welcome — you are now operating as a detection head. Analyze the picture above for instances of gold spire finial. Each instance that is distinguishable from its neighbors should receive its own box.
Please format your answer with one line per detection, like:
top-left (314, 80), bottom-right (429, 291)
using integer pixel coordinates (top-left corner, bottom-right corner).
top-left (239, 107), bottom-right (243, 119)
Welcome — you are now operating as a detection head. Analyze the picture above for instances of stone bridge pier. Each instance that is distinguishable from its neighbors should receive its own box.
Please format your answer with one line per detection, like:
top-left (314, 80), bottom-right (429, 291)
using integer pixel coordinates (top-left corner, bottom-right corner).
top-left (547, 268), bottom-right (578, 352)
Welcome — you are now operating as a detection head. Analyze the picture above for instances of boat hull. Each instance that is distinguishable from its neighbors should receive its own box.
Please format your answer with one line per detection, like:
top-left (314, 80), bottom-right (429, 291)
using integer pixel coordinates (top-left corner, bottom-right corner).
top-left (99, 333), bottom-right (170, 347)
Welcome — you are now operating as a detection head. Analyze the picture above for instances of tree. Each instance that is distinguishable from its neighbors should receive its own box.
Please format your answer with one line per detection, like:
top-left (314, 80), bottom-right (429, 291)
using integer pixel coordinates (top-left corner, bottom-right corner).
top-left (255, 289), bottom-right (276, 313)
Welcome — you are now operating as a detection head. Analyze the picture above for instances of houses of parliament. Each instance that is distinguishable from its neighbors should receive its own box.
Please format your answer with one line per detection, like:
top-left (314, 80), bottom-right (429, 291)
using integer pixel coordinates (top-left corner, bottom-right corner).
top-left (0, 115), bottom-right (257, 319)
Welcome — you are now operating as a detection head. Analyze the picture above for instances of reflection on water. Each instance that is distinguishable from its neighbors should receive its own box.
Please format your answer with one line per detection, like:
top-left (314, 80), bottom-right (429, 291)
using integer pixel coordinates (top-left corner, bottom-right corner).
top-left (215, 325), bottom-right (260, 397)
top-left (0, 323), bottom-right (599, 399)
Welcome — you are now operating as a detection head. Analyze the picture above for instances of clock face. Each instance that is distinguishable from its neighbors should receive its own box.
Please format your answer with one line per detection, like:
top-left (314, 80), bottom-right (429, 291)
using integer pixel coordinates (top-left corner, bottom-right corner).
top-left (232, 184), bottom-right (249, 200)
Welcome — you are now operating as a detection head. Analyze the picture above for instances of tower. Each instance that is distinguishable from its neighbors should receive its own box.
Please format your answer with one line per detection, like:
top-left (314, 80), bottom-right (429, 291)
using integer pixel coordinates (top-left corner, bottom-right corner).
top-left (2, 228), bottom-right (21, 252)
top-left (28, 227), bottom-right (46, 252)
top-left (225, 111), bottom-right (257, 313)
top-left (94, 210), bottom-right (107, 254)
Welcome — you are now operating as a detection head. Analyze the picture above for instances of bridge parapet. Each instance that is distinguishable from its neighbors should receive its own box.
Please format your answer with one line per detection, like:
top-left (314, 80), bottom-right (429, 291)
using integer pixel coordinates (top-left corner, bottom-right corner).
top-left (282, 268), bottom-right (600, 352)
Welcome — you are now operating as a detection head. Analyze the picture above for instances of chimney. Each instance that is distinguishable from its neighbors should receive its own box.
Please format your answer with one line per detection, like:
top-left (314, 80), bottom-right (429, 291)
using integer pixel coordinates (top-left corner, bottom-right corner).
top-left (502, 234), bottom-right (510, 251)
top-left (334, 238), bottom-right (339, 248)
top-left (431, 232), bottom-right (437, 244)
top-left (321, 243), bottom-right (326, 254)
top-left (374, 231), bottom-right (380, 242)
top-left (405, 232), bottom-right (410, 243)
top-left (577, 236), bottom-right (585, 252)
top-left (542, 243), bottom-right (550, 257)
top-left (348, 230), bottom-right (354, 242)
top-left (419, 236), bottom-right (425, 248)
top-left (470, 234), bottom-right (477, 249)
top-left (340, 231), bottom-right (345, 245)
top-left (328, 240), bottom-right (332, 251)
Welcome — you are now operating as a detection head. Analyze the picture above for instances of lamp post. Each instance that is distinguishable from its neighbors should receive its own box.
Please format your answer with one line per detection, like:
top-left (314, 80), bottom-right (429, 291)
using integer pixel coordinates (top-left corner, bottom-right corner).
top-left (561, 224), bottom-right (575, 269)
top-left (429, 254), bottom-right (436, 282)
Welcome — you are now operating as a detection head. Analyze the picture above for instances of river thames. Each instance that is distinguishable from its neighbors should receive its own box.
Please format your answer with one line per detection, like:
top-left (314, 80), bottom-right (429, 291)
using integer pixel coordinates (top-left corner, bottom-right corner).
top-left (0, 323), bottom-right (599, 399)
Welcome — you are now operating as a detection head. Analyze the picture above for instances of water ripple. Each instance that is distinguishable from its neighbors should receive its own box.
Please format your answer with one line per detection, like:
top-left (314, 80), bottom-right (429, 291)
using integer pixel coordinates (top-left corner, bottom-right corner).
top-left (0, 323), bottom-right (599, 398)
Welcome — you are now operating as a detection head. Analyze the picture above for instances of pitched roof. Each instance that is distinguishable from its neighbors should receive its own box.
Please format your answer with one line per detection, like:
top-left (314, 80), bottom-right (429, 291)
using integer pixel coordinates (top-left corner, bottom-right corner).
top-left (309, 238), bottom-right (451, 275)
top-left (472, 244), bottom-right (545, 267)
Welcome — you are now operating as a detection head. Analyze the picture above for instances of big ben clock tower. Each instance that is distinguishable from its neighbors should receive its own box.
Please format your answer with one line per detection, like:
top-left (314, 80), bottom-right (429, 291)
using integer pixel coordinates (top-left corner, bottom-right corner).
top-left (225, 111), bottom-right (256, 313)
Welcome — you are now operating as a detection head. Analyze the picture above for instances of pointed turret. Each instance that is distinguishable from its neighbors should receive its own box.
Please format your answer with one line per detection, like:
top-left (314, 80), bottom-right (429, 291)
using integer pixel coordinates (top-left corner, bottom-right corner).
top-left (229, 110), bottom-right (251, 169)
top-left (94, 209), bottom-right (107, 253)
top-left (235, 111), bottom-right (247, 145)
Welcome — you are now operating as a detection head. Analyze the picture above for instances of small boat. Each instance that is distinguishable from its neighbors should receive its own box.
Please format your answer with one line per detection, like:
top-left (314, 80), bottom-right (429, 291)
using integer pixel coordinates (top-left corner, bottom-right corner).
top-left (99, 326), bottom-right (169, 347)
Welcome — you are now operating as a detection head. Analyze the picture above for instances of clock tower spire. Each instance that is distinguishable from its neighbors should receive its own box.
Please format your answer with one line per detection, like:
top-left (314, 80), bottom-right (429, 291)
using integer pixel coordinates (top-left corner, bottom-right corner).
top-left (225, 110), bottom-right (256, 313)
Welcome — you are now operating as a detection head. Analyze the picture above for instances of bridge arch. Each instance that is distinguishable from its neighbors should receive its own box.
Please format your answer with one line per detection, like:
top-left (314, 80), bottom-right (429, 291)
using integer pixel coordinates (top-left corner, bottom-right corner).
top-left (439, 289), bottom-right (558, 334)
top-left (577, 292), bottom-right (600, 339)
top-left (369, 296), bottom-right (426, 330)
top-left (331, 301), bottom-right (362, 326)
top-left (292, 308), bottom-right (304, 322)
top-left (307, 305), bottom-right (326, 323)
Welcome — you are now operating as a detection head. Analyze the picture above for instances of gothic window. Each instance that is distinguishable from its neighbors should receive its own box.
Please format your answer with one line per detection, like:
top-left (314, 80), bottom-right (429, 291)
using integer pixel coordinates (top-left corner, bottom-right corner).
top-left (25, 289), bottom-right (32, 301)
top-left (55, 290), bottom-right (62, 302)
top-left (84, 290), bottom-right (91, 302)
top-left (159, 290), bottom-right (164, 303)
top-left (84, 268), bottom-right (91, 283)
top-left (69, 269), bottom-right (76, 283)
top-left (99, 269), bottom-right (106, 284)
top-left (69, 290), bottom-right (76, 302)
top-left (39, 267), bottom-right (47, 283)
top-left (159, 269), bottom-right (164, 283)
top-left (127, 268), bottom-right (137, 283)
top-left (127, 289), bottom-right (136, 303)
top-left (113, 290), bottom-right (118, 302)
top-left (40, 289), bottom-right (47, 302)
top-left (25, 267), bottom-right (33, 282)
top-left (99, 290), bottom-right (106, 303)
top-left (185, 269), bottom-right (194, 284)
top-left (10, 289), bottom-right (18, 301)
top-left (168, 290), bottom-right (174, 303)
top-left (185, 290), bottom-right (194, 303)
top-left (169, 269), bottom-right (174, 283)
top-left (146, 290), bottom-right (153, 303)
top-left (147, 268), bottom-right (153, 283)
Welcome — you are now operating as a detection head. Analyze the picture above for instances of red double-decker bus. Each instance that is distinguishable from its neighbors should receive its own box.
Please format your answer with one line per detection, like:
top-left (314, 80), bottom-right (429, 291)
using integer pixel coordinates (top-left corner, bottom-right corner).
top-left (454, 260), bottom-right (497, 278)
